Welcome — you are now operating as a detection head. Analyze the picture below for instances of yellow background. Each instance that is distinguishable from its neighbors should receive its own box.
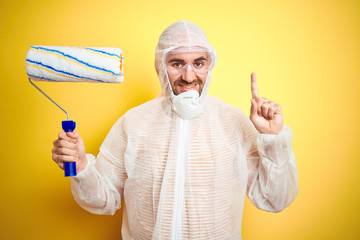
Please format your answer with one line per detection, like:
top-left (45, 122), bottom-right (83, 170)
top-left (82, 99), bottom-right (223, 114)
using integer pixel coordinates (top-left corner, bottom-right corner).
top-left (1, 0), bottom-right (359, 239)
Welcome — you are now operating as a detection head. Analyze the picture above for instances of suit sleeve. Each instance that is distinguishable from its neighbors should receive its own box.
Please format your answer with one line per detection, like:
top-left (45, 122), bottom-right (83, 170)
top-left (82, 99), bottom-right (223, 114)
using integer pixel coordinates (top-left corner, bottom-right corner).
top-left (244, 118), bottom-right (298, 212)
top-left (70, 117), bottom-right (128, 215)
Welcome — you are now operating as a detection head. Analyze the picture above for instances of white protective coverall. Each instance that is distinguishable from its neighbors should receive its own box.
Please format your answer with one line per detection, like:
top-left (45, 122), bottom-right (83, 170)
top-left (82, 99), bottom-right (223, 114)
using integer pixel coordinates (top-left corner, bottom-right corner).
top-left (70, 20), bottom-right (298, 240)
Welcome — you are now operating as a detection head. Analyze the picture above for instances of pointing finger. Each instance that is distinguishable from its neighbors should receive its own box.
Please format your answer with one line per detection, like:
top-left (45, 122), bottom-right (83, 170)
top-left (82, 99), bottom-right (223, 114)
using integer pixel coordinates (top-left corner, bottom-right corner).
top-left (251, 72), bottom-right (259, 99)
top-left (250, 99), bottom-right (258, 117)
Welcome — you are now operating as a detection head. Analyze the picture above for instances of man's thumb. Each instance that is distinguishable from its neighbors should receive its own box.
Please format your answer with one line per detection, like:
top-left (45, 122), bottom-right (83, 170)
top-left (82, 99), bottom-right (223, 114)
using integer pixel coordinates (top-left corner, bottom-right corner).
top-left (66, 131), bottom-right (79, 140)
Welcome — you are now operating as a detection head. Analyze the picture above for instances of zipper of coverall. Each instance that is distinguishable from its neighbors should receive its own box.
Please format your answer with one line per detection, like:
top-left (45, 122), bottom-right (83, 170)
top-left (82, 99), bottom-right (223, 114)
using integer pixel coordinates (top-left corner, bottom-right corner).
top-left (171, 117), bottom-right (189, 240)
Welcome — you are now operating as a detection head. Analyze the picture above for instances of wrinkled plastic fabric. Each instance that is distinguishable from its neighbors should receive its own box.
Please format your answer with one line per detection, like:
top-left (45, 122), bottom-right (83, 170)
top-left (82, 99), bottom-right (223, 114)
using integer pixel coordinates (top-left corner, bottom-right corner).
top-left (70, 20), bottom-right (298, 240)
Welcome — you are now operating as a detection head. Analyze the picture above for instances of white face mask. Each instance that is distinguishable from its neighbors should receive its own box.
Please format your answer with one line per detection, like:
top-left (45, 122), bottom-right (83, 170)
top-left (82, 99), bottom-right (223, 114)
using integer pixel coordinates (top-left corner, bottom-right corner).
top-left (170, 89), bottom-right (204, 120)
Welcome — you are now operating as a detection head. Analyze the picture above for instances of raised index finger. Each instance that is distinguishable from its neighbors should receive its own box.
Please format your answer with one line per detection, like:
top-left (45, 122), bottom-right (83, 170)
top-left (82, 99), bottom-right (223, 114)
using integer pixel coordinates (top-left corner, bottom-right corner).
top-left (251, 72), bottom-right (259, 99)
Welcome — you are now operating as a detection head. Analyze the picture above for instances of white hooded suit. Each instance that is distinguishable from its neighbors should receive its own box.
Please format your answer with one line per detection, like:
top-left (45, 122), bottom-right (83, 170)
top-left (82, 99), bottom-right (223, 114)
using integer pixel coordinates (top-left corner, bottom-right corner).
top-left (70, 20), bottom-right (298, 239)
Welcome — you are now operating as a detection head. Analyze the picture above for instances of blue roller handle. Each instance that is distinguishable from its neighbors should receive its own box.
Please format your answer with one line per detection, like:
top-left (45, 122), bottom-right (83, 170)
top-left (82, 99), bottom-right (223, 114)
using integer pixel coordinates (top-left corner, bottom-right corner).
top-left (62, 120), bottom-right (77, 177)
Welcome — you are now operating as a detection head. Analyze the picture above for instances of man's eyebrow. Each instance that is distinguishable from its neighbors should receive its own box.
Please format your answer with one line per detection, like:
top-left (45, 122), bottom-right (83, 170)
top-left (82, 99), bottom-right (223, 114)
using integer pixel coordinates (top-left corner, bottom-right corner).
top-left (194, 56), bottom-right (207, 61)
top-left (168, 58), bottom-right (185, 63)
top-left (168, 56), bottom-right (207, 63)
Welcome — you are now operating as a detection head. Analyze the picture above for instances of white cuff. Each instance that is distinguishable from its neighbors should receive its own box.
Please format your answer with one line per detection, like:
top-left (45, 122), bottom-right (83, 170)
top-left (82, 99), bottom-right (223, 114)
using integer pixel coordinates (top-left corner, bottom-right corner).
top-left (257, 125), bottom-right (293, 166)
top-left (71, 154), bottom-right (96, 179)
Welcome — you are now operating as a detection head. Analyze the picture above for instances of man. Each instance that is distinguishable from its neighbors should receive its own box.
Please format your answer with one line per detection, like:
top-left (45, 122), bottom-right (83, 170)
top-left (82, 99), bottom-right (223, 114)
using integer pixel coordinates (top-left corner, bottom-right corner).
top-left (52, 20), bottom-right (298, 239)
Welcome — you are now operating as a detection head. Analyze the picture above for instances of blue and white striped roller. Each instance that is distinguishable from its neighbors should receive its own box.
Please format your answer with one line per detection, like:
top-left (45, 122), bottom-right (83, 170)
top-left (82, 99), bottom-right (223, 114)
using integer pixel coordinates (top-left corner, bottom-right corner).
top-left (26, 46), bottom-right (124, 177)
top-left (25, 46), bottom-right (124, 83)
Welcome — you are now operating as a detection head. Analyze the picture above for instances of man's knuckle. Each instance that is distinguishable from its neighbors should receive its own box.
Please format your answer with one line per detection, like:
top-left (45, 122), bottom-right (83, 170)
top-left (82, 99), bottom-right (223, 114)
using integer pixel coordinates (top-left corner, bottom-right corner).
top-left (59, 140), bottom-right (67, 146)
top-left (52, 154), bottom-right (59, 162)
top-left (58, 163), bottom-right (64, 169)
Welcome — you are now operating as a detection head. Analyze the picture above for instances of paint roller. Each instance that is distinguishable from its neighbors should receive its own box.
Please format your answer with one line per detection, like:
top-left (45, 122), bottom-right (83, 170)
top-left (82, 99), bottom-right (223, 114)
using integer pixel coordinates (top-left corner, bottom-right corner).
top-left (25, 46), bottom-right (124, 177)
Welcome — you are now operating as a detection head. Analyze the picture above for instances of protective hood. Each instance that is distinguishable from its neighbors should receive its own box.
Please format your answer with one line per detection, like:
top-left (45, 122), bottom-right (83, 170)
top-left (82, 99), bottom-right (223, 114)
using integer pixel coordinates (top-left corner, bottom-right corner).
top-left (155, 20), bottom-right (217, 119)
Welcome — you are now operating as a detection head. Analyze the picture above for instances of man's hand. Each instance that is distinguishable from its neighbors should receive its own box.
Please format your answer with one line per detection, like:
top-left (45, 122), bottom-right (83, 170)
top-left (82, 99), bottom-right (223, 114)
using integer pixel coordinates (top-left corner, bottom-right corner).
top-left (250, 73), bottom-right (283, 134)
top-left (52, 131), bottom-right (88, 174)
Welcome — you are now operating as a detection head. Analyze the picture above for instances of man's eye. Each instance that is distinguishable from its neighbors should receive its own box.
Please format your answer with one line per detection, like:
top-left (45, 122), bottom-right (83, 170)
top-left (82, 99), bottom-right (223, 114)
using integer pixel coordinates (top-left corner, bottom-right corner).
top-left (172, 63), bottom-right (183, 68)
top-left (194, 62), bottom-right (204, 68)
